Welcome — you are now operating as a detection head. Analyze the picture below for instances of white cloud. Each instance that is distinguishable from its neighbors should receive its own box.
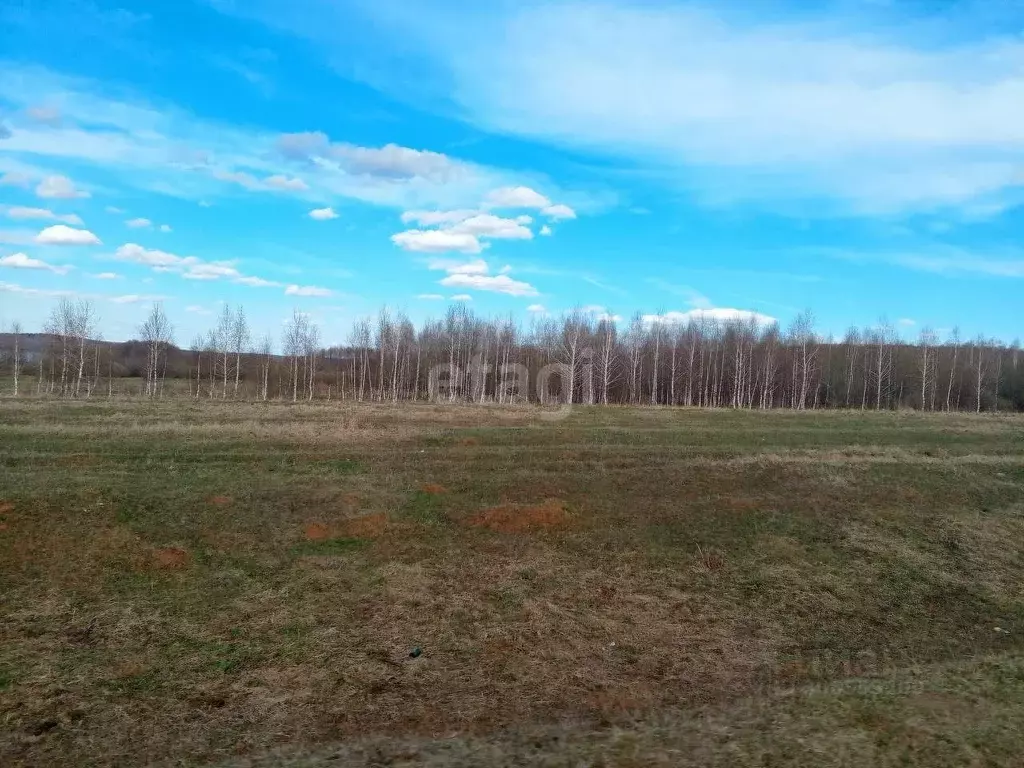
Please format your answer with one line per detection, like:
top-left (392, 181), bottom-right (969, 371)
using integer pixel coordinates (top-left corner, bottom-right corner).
top-left (0, 66), bottom-right (557, 222)
top-left (336, 2), bottom-right (1024, 215)
top-left (35, 224), bottom-right (101, 245)
top-left (185, 305), bottom-right (213, 314)
top-left (450, 294), bottom-right (473, 301)
top-left (401, 209), bottom-right (478, 226)
top-left (92, 272), bottom-right (121, 279)
top-left (427, 257), bottom-right (489, 275)
top-left (439, 272), bottom-right (538, 296)
top-left (159, 224), bottom-right (172, 232)
top-left (36, 174), bottom-right (89, 199)
top-left (265, 174), bottom-right (309, 191)
top-left (486, 186), bottom-right (552, 209)
top-left (182, 263), bottom-right (241, 281)
top-left (1, 172), bottom-right (32, 187)
top-left (540, 225), bottom-right (553, 236)
top-left (328, 143), bottom-right (461, 182)
top-left (417, 293), bottom-right (445, 300)
top-left (105, 206), bottom-right (125, 214)
top-left (0, 252), bottom-right (72, 274)
top-left (527, 303), bottom-right (547, 313)
top-left (115, 243), bottom-right (187, 268)
top-left (234, 275), bottom-right (281, 287)
top-left (126, 217), bottom-right (152, 228)
top-left (309, 207), bottom-right (339, 220)
top-left (644, 308), bottom-right (776, 325)
top-left (542, 203), bottom-right (576, 220)
top-left (0, 280), bottom-right (75, 297)
top-left (898, 317), bottom-right (917, 327)
top-left (26, 105), bottom-right (62, 126)
top-left (114, 243), bottom-right (265, 285)
top-left (285, 284), bottom-right (333, 297)
top-left (449, 213), bottom-right (533, 240)
top-left (214, 169), bottom-right (262, 190)
top-left (6, 206), bottom-right (82, 225)
top-left (392, 229), bottom-right (484, 254)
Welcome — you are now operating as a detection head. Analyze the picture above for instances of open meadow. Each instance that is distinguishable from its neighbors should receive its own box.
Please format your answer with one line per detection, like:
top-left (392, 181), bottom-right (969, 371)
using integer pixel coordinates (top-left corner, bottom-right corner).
top-left (2, 400), bottom-right (1024, 766)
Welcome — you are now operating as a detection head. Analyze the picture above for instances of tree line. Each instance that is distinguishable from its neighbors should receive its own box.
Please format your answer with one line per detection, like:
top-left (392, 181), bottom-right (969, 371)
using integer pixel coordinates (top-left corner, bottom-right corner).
top-left (1, 299), bottom-right (1022, 411)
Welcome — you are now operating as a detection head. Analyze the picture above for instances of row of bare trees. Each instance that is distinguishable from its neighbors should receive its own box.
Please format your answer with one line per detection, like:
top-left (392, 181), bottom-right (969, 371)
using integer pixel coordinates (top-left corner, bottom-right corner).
top-left (2, 302), bottom-right (1022, 411)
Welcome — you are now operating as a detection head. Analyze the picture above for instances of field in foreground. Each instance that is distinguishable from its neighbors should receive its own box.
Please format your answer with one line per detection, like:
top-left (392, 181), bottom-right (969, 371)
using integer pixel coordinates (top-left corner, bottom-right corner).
top-left (2, 400), bottom-right (1024, 766)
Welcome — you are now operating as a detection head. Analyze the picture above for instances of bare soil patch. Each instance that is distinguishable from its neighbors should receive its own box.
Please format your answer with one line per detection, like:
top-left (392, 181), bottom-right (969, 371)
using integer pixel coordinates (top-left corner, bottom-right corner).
top-left (339, 513), bottom-right (388, 539)
top-left (152, 547), bottom-right (189, 570)
top-left (304, 522), bottom-right (331, 541)
top-left (207, 495), bottom-right (234, 506)
top-left (467, 499), bottom-right (572, 533)
top-left (421, 483), bottom-right (447, 495)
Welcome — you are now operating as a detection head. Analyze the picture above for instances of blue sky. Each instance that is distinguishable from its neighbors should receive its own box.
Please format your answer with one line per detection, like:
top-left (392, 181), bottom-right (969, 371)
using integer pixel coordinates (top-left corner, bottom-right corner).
top-left (1, 0), bottom-right (1023, 344)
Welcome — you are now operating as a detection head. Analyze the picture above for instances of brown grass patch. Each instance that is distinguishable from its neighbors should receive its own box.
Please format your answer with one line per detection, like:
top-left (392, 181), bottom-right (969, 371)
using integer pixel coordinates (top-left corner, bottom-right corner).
top-left (304, 522), bottom-right (331, 541)
top-left (421, 483), bottom-right (447, 495)
top-left (459, 437), bottom-right (480, 446)
top-left (0, 500), bottom-right (14, 514)
top-left (152, 547), bottom-right (189, 569)
top-left (342, 493), bottom-right (361, 507)
top-left (207, 495), bottom-right (234, 506)
top-left (339, 513), bottom-right (388, 539)
top-left (467, 499), bottom-right (571, 533)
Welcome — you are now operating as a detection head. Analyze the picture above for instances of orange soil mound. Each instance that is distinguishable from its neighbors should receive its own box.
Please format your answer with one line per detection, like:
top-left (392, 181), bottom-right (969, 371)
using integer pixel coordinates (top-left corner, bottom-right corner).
top-left (306, 513), bottom-right (387, 540)
top-left (0, 501), bottom-right (14, 514)
top-left (304, 522), bottom-right (331, 541)
top-left (467, 499), bottom-right (571, 534)
top-left (153, 547), bottom-right (190, 569)
top-left (421, 484), bottom-right (447, 495)
top-left (208, 495), bottom-right (234, 507)
top-left (340, 513), bottom-right (388, 538)
top-left (459, 437), bottom-right (479, 446)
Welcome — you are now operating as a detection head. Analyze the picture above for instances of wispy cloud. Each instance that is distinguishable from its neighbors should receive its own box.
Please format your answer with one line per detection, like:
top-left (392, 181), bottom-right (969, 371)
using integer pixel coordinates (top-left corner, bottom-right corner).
top-left (0, 65), bottom-right (536, 211)
top-left (35, 174), bottom-right (89, 199)
top-left (819, 246), bottom-right (1024, 278)
top-left (0, 252), bottom-right (72, 274)
top-left (261, 1), bottom-right (1024, 216)
top-left (4, 206), bottom-right (82, 225)
top-left (644, 308), bottom-right (776, 325)
top-left (285, 284), bottom-right (333, 297)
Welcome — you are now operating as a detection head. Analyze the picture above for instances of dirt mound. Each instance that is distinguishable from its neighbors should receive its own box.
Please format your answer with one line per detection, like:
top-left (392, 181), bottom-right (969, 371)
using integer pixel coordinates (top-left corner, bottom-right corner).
top-left (304, 522), bottom-right (331, 541)
top-left (0, 501), bottom-right (14, 514)
top-left (421, 483), bottom-right (447, 495)
top-left (207, 495), bottom-right (233, 507)
top-left (467, 499), bottom-right (571, 534)
top-left (153, 547), bottom-right (190, 569)
top-left (458, 437), bottom-right (479, 446)
top-left (340, 513), bottom-right (388, 539)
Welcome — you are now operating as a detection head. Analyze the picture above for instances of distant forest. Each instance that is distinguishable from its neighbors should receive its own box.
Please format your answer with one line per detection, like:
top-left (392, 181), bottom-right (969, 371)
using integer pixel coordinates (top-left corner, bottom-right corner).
top-left (1, 298), bottom-right (1022, 411)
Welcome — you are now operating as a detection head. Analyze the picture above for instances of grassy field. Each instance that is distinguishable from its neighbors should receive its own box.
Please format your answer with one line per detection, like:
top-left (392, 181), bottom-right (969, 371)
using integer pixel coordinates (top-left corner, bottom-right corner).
top-left (2, 400), bottom-right (1024, 766)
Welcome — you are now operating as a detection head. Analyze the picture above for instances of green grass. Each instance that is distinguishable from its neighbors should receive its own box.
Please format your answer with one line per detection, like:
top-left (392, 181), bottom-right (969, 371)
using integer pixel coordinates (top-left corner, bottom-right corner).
top-left (1, 399), bottom-right (1023, 766)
